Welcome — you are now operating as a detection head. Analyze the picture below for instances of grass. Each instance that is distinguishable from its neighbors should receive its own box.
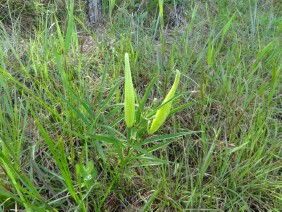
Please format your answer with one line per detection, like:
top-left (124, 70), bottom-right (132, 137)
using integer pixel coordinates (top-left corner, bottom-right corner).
top-left (0, 0), bottom-right (281, 211)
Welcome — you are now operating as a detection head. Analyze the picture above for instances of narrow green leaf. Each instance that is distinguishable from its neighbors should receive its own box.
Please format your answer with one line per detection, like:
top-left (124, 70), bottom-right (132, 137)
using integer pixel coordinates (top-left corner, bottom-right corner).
top-left (65, 0), bottom-right (74, 52)
top-left (168, 102), bottom-right (194, 116)
top-left (142, 190), bottom-right (159, 212)
top-left (140, 132), bottom-right (197, 146)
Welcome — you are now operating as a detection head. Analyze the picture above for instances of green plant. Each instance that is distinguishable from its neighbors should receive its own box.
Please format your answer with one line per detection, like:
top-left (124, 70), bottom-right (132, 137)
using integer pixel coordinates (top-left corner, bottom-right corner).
top-left (0, 0), bottom-right (281, 210)
top-left (109, 0), bottom-right (116, 23)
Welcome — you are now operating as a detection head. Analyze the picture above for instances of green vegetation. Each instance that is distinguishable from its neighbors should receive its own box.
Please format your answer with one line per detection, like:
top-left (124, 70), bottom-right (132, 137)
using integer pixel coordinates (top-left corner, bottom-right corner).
top-left (0, 0), bottom-right (281, 211)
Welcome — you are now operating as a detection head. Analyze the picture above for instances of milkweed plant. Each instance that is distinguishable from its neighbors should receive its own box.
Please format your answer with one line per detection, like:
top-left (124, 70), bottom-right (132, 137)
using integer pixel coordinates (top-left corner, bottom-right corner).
top-left (86, 52), bottom-right (192, 172)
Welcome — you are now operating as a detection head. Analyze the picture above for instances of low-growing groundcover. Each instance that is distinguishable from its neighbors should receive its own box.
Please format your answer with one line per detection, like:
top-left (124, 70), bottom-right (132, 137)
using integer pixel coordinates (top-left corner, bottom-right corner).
top-left (0, 0), bottom-right (281, 211)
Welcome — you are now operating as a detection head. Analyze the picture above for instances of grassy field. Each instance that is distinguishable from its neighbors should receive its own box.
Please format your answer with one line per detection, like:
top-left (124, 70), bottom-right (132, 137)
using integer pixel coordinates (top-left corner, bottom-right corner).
top-left (0, 0), bottom-right (281, 211)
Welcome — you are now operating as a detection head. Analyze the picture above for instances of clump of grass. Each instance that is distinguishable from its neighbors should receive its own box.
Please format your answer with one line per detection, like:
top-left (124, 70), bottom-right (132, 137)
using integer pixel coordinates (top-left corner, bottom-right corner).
top-left (0, 0), bottom-right (281, 211)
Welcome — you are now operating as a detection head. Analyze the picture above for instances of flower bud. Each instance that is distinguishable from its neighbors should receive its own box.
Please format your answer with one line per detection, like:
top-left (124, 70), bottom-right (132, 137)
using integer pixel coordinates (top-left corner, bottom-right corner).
top-left (124, 53), bottom-right (135, 128)
top-left (148, 70), bottom-right (180, 134)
